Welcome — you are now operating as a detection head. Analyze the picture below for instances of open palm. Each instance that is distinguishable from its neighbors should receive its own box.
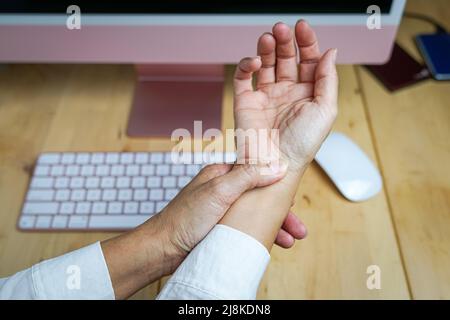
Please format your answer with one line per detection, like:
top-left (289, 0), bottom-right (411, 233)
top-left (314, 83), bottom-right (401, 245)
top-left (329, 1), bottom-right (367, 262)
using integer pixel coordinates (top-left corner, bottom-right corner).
top-left (233, 21), bottom-right (338, 170)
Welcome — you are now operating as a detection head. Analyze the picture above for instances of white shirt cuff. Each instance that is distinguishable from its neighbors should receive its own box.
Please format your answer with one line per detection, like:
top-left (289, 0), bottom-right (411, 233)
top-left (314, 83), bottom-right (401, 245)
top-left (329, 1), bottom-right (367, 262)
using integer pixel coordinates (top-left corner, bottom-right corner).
top-left (31, 241), bottom-right (115, 299)
top-left (157, 224), bottom-right (270, 300)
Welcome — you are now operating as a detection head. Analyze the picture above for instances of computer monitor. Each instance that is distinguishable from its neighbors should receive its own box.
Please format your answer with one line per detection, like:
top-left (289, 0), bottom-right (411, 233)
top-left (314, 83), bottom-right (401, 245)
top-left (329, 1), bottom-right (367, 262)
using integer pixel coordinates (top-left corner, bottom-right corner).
top-left (0, 1), bottom-right (405, 137)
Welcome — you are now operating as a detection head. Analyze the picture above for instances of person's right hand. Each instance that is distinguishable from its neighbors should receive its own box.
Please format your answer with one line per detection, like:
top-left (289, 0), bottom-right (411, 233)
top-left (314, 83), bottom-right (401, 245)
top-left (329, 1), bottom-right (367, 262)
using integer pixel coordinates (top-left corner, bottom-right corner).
top-left (233, 20), bottom-right (338, 171)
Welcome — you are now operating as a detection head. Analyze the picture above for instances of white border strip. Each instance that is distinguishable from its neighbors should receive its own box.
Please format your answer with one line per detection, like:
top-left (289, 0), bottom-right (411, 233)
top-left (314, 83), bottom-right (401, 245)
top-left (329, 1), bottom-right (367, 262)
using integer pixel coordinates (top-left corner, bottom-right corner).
top-left (0, 0), bottom-right (405, 26)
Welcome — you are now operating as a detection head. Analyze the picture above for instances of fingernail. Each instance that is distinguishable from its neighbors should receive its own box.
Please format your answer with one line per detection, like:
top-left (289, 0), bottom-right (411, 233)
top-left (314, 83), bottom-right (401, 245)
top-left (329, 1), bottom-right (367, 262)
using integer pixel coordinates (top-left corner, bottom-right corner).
top-left (332, 48), bottom-right (338, 63)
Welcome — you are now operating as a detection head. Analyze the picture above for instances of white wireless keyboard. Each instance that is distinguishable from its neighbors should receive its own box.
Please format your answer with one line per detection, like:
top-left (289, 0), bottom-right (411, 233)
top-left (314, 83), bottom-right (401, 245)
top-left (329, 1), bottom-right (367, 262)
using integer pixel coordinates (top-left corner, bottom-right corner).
top-left (19, 152), bottom-right (236, 231)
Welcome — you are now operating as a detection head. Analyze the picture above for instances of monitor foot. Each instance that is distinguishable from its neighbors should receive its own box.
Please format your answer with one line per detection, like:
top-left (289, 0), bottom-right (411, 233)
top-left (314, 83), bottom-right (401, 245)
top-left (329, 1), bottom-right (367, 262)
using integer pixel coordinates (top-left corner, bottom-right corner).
top-left (127, 64), bottom-right (224, 137)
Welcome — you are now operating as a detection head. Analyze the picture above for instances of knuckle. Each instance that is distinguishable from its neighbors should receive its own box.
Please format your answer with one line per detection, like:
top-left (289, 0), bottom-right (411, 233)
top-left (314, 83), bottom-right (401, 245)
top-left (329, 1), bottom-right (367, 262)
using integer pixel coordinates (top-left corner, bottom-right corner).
top-left (198, 164), bottom-right (220, 180)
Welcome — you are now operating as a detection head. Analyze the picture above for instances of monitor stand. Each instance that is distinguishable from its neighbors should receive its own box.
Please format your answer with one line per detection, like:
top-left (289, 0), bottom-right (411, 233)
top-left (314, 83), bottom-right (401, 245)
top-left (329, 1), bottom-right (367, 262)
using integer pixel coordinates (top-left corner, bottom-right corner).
top-left (127, 64), bottom-right (224, 137)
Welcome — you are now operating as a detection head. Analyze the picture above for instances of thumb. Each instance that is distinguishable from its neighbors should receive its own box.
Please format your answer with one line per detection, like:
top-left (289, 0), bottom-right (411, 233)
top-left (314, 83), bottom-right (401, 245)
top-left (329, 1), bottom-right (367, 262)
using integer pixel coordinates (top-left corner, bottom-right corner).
top-left (202, 161), bottom-right (288, 212)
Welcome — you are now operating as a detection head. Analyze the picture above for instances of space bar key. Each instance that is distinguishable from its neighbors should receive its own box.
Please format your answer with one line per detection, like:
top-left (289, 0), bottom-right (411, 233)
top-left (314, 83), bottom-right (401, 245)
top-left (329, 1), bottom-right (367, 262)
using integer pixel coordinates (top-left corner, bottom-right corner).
top-left (88, 215), bottom-right (152, 229)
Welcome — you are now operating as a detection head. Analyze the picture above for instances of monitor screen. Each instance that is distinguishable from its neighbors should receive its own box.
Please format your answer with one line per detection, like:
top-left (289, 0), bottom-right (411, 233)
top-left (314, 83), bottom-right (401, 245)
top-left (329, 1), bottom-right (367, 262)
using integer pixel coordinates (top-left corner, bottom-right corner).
top-left (0, 1), bottom-right (393, 14)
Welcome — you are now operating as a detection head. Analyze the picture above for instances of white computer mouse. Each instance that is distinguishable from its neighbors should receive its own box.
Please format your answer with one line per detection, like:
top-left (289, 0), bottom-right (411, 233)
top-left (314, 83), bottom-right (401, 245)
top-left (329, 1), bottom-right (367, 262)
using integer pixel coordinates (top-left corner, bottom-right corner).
top-left (314, 132), bottom-right (382, 202)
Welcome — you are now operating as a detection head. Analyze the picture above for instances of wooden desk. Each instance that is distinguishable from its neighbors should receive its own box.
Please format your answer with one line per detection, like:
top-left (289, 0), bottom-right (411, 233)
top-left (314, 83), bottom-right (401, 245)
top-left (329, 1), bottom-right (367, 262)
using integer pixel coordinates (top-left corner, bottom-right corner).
top-left (0, 0), bottom-right (448, 299)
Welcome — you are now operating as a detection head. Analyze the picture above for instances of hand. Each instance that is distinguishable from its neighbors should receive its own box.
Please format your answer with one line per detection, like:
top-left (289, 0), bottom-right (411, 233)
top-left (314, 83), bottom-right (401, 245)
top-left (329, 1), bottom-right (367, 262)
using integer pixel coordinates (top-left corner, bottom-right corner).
top-left (233, 20), bottom-right (338, 170)
top-left (157, 163), bottom-right (307, 265)
top-left (102, 163), bottom-right (306, 299)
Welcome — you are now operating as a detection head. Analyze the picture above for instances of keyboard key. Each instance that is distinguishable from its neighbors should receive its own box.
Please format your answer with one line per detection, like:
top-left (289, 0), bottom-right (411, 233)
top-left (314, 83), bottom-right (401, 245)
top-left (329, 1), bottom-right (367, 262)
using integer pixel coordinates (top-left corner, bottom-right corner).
top-left (50, 165), bottom-right (65, 176)
top-left (178, 176), bottom-right (192, 188)
top-left (156, 201), bottom-right (169, 212)
top-left (118, 189), bottom-right (132, 201)
top-left (89, 215), bottom-right (149, 229)
top-left (156, 164), bottom-right (170, 175)
top-left (27, 189), bottom-right (54, 201)
top-left (107, 202), bottom-right (123, 215)
top-left (178, 152), bottom-right (193, 164)
top-left (141, 165), bottom-right (155, 176)
top-left (193, 152), bottom-right (204, 164)
top-left (68, 216), bottom-right (89, 228)
top-left (23, 202), bottom-right (59, 215)
top-left (34, 165), bottom-right (50, 176)
top-left (162, 176), bottom-right (176, 188)
top-left (186, 164), bottom-right (201, 176)
top-left (55, 189), bottom-right (70, 201)
top-left (55, 177), bottom-right (69, 189)
top-left (211, 152), bottom-right (225, 164)
top-left (147, 176), bottom-right (160, 188)
top-left (105, 153), bottom-right (120, 164)
top-left (131, 177), bottom-right (145, 188)
top-left (101, 177), bottom-right (115, 188)
top-left (87, 189), bottom-right (101, 201)
top-left (150, 152), bottom-right (163, 164)
top-left (19, 216), bottom-right (36, 229)
top-left (164, 152), bottom-right (174, 163)
top-left (31, 177), bottom-right (53, 189)
top-left (149, 189), bottom-right (163, 201)
top-left (165, 188), bottom-right (179, 201)
top-left (171, 165), bottom-right (184, 176)
top-left (75, 153), bottom-right (90, 164)
top-left (117, 177), bottom-right (130, 188)
top-left (85, 177), bottom-right (100, 189)
top-left (36, 216), bottom-right (52, 228)
top-left (124, 202), bottom-right (139, 214)
top-left (91, 153), bottom-right (105, 164)
top-left (96, 165), bottom-right (110, 176)
top-left (66, 165), bottom-right (80, 176)
top-left (120, 153), bottom-right (134, 164)
top-left (80, 165), bottom-right (95, 176)
top-left (52, 216), bottom-right (68, 228)
top-left (135, 153), bottom-right (149, 164)
top-left (39, 153), bottom-right (60, 164)
top-left (225, 152), bottom-right (237, 163)
top-left (92, 202), bottom-right (107, 214)
top-left (125, 165), bottom-right (139, 176)
top-left (70, 177), bottom-right (84, 189)
top-left (140, 202), bottom-right (155, 215)
top-left (70, 189), bottom-right (86, 201)
top-left (60, 202), bottom-right (75, 214)
top-left (61, 153), bottom-right (76, 164)
top-left (111, 165), bottom-right (125, 176)
top-left (102, 189), bottom-right (117, 201)
top-left (133, 189), bottom-right (148, 201)
top-left (75, 202), bottom-right (91, 214)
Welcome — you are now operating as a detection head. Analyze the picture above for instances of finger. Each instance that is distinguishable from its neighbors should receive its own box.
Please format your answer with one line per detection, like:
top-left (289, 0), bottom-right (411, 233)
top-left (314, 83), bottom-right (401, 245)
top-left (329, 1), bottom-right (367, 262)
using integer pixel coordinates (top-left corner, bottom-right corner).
top-left (272, 22), bottom-right (298, 82)
top-left (275, 229), bottom-right (295, 248)
top-left (201, 163), bottom-right (287, 212)
top-left (187, 164), bottom-right (232, 189)
top-left (256, 32), bottom-right (276, 88)
top-left (234, 57), bottom-right (261, 96)
top-left (313, 48), bottom-right (338, 111)
top-left (282, 211), bottom-right (307, 239)
top-left (295, 20), bottom-right (321, 83)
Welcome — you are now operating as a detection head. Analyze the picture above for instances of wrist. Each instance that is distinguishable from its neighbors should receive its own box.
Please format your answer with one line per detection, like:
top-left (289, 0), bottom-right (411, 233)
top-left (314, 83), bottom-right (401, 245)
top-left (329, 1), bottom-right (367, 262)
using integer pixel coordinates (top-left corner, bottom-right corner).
top-left (137, 214), bottom-right (185, 278)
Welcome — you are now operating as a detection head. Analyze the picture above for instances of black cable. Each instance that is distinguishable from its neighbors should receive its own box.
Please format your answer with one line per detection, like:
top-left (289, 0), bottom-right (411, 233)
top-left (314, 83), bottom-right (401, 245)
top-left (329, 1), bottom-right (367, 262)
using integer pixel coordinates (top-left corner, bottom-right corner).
top-left (404, 12), bottom-right (447, 34)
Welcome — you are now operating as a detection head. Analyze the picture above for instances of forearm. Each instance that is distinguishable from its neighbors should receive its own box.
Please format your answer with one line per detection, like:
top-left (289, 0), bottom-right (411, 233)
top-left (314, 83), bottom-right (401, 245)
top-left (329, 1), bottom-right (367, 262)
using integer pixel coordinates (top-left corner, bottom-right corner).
top-left (101, 215), bottom-right (181, 299)
top-left (220, 165), bottom-right (306, 251)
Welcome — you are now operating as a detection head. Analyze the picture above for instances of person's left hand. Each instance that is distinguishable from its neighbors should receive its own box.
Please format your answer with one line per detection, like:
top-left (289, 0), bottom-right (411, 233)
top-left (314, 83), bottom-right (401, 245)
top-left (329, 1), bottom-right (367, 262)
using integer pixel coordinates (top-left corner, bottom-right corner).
top-left (153, 163), bottom-right (307, 269)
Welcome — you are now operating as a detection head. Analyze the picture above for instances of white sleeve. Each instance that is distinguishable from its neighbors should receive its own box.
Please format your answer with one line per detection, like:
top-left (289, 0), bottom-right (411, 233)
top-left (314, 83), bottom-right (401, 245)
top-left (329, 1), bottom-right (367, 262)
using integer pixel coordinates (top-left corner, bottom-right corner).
top-left (0, 242), bottom-right (115, 300)
top-left (157, 224), bottom-right (270, 300)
